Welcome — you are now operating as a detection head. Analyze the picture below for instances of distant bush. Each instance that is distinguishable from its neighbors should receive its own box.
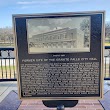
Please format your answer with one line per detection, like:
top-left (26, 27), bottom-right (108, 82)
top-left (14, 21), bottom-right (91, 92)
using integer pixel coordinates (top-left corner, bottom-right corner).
top-left (0, 27), bottom-right (14, 47)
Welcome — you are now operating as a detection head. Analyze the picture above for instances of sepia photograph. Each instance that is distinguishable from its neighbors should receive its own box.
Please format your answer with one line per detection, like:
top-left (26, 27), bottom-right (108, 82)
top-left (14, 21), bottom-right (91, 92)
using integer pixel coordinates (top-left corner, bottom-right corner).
top-left (27, 16), bottom-right (91, 53)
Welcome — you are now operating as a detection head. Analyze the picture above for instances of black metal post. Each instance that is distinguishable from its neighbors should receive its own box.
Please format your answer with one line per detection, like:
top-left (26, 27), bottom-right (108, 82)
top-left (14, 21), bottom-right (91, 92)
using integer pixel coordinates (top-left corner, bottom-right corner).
top-left (57, 105), bottom-right (65, 110)
top-left (42, 100), bottom-right (78, 109)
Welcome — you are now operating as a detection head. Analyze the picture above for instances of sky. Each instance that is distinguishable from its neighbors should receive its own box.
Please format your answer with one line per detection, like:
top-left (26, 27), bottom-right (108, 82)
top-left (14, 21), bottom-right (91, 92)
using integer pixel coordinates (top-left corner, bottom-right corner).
top-left (27, 17), bottom-right (90, 38)
top-left (0, 0), bottom-right (110, 28)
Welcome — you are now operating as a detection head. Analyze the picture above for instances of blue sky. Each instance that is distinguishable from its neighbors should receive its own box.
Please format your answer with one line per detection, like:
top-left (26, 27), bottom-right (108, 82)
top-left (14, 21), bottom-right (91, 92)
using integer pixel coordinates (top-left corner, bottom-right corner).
top-left (0, 0), bottom-right (110, 27)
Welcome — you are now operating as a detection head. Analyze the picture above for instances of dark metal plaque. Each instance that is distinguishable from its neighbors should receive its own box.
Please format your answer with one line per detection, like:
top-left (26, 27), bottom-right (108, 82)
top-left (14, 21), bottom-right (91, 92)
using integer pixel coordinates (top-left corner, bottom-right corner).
top-left (13, 11), bottom-right (105, 99)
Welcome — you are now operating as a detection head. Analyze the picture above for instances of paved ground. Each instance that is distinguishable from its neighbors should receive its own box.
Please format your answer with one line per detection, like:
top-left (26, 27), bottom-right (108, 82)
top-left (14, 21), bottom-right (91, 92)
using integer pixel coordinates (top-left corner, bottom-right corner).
top-left (0, 81), bottom-right (110, 110)
top-left (18, 100), bottom-right (104, 110)
top-left (0, 81), bottom-right (17, 102)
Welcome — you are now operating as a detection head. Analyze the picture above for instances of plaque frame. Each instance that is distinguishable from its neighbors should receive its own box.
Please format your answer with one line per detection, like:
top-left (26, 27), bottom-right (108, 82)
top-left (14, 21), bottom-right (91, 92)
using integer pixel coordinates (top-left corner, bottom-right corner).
top-left (13, 11), bottom-right (105, 100)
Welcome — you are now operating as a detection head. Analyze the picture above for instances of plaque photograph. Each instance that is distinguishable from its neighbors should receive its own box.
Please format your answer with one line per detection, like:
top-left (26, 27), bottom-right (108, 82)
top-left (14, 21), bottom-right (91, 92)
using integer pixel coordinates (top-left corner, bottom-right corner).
top-left (13, 11), bottom-right (104, 100)
top-left (27, 17), bottom-right (90, 53)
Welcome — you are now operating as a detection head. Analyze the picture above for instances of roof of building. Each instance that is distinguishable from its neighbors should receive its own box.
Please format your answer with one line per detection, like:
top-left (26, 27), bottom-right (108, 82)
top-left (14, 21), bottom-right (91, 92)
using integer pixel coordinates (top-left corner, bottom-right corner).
top-left (33, 28), bottom-right (70, 37)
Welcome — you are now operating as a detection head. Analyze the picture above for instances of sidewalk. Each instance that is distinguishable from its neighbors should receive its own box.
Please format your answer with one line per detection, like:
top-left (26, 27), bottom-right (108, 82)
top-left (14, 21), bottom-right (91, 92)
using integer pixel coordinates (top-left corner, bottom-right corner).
top-left (0, 81), bottom-right (17, 102)
top-left (0, 81), bottom-right (110, 110)
top-left (18, 81), bottom-right (110, 110)
top-left (18, 99), bottom-right (104, 110)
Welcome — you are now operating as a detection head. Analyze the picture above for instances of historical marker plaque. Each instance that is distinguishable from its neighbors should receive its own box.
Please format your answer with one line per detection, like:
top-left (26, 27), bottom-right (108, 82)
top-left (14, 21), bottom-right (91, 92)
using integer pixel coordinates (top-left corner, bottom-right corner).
top-left (13, 11), bottom-right (104, 99)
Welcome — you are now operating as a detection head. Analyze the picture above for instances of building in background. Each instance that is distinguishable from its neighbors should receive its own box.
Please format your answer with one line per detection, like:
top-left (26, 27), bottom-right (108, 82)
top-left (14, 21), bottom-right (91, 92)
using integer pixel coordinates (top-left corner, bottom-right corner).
top-left (29, 28), bottom-right (84, 50)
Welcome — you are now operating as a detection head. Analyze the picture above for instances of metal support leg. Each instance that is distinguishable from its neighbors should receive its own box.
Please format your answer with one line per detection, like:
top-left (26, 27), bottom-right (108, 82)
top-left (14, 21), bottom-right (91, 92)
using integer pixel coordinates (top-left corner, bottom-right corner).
top-left (42, 100), bottom-right (78, 109)
top-left (57, 105), bottom-right (65, 110)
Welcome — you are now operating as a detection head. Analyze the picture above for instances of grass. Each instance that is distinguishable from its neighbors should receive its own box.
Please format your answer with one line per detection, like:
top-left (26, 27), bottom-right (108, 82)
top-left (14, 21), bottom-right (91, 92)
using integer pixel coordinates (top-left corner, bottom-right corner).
top-left (104, 64), bottom-right (110, 78)
top-left (0, 43), bottom-right (14, 47)
top-left (105, 42), bottom-right (110, 46)
top-left (0, 65), bottom-right (16, 79)
top-left (0, 65), bottom-right (15, 70)
top-left (0, 64), bottom-right (110, 79)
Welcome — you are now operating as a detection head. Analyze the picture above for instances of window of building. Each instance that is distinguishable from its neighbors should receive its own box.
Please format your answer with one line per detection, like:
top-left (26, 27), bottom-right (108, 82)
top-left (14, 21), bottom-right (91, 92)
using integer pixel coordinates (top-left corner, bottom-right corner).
top-left (71, 33), bottom-right (73, 39)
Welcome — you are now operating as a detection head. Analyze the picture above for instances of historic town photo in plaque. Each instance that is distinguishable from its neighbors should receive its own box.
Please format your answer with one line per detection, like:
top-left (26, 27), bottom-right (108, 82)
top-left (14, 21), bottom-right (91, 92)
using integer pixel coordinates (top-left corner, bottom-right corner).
top-left (13, 11), bottom-right (104, 99)
top-left (27, 17), bottom-right (90, 53)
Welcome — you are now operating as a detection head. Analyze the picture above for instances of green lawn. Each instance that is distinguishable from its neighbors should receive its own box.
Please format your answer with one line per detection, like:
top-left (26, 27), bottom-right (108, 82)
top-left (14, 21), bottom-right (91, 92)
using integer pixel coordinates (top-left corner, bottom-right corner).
top-left (0, 65), bottom-right (15, 70)
top-left (105, 42), bottom-right (110, 46)
top-left (0, 64), bottom-right (110, 78)
top-left (0, 43), bottom-right (14, 47)
top-left (0, 66), bottom-right (16, 78)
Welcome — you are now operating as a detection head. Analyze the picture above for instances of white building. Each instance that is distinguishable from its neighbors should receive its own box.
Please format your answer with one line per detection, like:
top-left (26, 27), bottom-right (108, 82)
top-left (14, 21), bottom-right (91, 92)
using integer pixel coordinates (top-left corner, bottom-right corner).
top-left (29, 28), bottom-right (84, 49)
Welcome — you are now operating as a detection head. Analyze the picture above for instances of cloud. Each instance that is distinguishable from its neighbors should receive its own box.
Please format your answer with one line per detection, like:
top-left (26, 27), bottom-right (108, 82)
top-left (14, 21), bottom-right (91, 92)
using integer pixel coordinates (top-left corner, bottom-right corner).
top-left (18, 0), bottom-right (88, 9)
top-left (49, 18), bottom-right (72, 25)
top-left (0, 0), bottom-right (16, 7)
top-left (36, 26), bottom-right (50, 34)
top-left (17, 0), bottom-right (87, 5)
top-left (28, 26), bottom-right (51, 38)
top-left (20, 5), bottom-right (52, 9)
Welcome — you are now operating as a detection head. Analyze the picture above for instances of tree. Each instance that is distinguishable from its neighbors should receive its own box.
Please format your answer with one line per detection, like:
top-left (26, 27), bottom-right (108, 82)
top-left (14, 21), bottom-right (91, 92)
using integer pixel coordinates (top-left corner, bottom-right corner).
top-left (80, 19), bottom-right (90, 47)
top-left (8, 34), bottom-right (14, 44)
top-left (105, 22), bottom-right (110, 38)
top-left (0, 27), bottom-right (13, 45)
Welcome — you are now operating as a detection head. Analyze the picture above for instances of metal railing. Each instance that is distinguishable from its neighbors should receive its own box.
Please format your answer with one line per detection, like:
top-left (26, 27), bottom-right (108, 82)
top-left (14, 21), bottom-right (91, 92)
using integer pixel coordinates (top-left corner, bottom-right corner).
top-left (0, 48), bottom-right (16, 81)
top-left (0, 47), bottom-right (110, 81)
top-left (104, 46), bottom-right (110, 80)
